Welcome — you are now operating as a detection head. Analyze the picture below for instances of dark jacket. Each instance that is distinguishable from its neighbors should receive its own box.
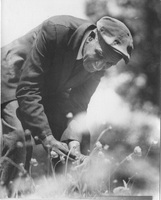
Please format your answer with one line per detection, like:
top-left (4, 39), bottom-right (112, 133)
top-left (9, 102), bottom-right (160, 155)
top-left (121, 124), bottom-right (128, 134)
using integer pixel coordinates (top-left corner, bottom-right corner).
top-left (1, 15), bottom-right (104, 141)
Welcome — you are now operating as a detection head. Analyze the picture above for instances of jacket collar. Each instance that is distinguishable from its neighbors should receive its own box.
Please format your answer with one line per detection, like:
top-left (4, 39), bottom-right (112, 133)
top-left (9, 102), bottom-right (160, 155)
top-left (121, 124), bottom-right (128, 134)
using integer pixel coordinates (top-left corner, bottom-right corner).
top-left (67, 22), bottom-right (96, 54)
top-left (58, 23), bottom-right (96, 90)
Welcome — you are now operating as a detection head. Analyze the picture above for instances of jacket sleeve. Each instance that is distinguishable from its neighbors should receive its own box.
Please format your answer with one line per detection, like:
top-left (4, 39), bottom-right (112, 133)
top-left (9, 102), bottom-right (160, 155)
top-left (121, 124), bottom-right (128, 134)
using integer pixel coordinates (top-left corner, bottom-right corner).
top-left (61, 71), bottom-right (104, 143)
top-left (16, 21), bottom-right (57, 141)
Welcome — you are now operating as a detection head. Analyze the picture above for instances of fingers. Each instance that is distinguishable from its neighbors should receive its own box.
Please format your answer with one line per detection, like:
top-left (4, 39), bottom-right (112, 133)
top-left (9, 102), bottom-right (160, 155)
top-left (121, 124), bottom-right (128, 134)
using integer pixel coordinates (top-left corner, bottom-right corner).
top-left (68, 152), bottom-right (77, 160)
top-left (59, 143), bottom-right (69, 154)
top-left (51, 149), bottom-right (75, 161)
top-left (62, 142), bottom-right (68, 149)
top-left (44, 140), bottom-right (77, 161)
top-left (55, 149), bottom-right (67, 157)
top-left (51, 147), bottom-right (76, 161)
top-left (57, 142), bottom-right (77, 160)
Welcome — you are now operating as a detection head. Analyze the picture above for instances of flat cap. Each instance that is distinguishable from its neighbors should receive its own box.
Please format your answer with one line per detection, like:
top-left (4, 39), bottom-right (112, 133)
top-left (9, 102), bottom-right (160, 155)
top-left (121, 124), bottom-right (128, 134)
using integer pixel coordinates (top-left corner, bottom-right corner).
top-left (97, 16), bottom-right (133, 63)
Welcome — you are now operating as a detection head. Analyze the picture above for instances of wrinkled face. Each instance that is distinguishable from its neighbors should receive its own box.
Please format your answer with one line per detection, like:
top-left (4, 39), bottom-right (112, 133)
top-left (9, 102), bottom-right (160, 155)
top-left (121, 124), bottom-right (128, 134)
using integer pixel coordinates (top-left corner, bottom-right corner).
top-left (82, 31), bottom-right (123, 73)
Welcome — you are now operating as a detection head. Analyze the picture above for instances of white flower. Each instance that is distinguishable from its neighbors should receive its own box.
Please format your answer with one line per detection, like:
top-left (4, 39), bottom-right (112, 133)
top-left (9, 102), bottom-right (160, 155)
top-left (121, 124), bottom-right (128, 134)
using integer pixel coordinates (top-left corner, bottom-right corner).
top-left (60, 155), bottom-right (65, 164)
top-left (134, 146), bottom-right (142, 156)
top-left (30, 158), bottom-right (38, 166)
top-left (66, 112), bottom-right (73, 119)
top-left (95, 141), bottom-right (103, 149)
top-left (152, 140), bottom-right (158, 145)
top-left (126, 154), bottom-right (133, 161)
top-left (104, 144), bottom-right (109, 150)
top-left (16, 141), bottom-right (24, 148)
top-left (113, 179), bottom-right (118, 183)
top-left (98, 150), bottom-right (104, 158)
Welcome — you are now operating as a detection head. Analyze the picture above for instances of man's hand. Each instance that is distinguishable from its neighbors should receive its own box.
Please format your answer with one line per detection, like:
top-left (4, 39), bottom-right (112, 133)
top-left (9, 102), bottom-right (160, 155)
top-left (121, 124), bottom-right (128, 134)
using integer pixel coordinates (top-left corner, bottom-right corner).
top-left (42, 135), bottom-right (76, 160)
top-left (68, 140), bottom-right (88, 163)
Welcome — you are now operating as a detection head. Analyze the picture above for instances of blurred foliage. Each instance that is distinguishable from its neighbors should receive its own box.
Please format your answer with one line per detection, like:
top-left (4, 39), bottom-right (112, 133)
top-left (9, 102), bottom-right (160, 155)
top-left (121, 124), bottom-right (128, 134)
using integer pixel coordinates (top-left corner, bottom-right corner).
top-left (85, 0), bottom-right (160, 109)
top-left (85, 1), bottom-right (160, 196)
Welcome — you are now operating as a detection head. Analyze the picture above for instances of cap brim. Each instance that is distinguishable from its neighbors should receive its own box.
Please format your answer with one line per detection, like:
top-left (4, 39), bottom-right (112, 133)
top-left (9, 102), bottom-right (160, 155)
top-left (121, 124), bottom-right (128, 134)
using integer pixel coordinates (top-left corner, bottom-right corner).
top-left (111, 48), bottom-right (129, 64)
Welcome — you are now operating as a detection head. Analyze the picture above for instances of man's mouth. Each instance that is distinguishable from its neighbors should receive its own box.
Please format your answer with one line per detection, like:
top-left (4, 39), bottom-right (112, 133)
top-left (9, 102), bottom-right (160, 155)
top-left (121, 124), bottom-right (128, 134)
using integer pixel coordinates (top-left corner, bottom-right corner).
top-left (83, 56), bottom-right (106, 72)
top-left (83, 60), bottom-right (97, 73)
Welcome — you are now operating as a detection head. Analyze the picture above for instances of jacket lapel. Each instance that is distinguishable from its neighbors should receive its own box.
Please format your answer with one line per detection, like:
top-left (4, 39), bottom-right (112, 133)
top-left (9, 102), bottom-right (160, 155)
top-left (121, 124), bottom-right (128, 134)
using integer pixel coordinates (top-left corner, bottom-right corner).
top-left (58, 23), bottom-right (96, 90)
top-left (57, 50), bottom-right (77, 90)
top-left (65, 59), bottom-right (92, 89)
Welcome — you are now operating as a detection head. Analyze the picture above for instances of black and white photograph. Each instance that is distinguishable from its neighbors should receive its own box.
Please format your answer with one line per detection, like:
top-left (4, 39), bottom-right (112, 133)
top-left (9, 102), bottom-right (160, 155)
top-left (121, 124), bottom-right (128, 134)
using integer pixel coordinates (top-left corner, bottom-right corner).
top-left (0, 0), bottom-right (160, 199)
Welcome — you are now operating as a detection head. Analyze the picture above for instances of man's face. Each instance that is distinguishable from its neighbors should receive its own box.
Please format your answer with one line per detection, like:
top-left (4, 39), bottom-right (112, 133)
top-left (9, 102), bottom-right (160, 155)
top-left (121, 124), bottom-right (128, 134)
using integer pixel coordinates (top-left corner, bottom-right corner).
top-left (82, 31), bottom-right (123, 73)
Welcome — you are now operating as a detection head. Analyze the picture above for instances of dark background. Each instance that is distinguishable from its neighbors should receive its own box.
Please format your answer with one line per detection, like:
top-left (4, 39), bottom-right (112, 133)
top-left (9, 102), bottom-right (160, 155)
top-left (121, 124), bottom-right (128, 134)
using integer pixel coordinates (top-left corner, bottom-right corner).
top-left (85, 0), bottom-right (160, 110)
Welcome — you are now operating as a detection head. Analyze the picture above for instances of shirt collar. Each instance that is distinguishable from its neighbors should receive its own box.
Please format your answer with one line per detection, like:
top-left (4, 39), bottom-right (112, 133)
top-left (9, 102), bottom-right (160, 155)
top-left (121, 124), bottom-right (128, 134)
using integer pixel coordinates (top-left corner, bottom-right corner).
top-left (76, 30), bottom-right (92, 60)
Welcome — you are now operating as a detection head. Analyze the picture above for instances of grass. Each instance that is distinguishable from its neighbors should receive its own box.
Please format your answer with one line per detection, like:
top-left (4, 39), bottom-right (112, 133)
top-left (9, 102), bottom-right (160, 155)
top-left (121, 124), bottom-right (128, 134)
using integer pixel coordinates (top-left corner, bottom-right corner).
top-left (0, 126), bottom-right (159, 199)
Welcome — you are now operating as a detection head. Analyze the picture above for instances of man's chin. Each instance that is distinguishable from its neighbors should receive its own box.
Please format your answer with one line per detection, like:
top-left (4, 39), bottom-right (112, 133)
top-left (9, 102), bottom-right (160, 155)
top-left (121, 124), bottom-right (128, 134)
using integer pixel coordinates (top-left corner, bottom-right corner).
top-left (83, 62), bottom-right (98, 73)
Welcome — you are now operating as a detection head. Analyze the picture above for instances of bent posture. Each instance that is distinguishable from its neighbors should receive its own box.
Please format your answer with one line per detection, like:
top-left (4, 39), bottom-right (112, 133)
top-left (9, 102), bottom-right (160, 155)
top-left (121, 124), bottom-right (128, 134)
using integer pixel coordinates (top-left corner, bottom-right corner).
top-left (1, 15), bottom-right (133, 194)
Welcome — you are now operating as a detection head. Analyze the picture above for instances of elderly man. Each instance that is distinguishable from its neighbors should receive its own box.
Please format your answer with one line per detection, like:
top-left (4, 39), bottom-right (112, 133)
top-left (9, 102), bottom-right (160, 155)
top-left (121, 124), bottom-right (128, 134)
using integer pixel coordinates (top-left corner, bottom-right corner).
top-left (1, 15), bottom-right (133, 193)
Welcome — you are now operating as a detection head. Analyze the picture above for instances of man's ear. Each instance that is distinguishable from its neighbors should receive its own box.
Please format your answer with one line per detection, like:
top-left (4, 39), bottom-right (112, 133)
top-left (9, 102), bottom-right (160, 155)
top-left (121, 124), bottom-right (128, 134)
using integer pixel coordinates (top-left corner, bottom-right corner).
top-left (89, 30), bottom-right (96, 39)
top-left (86, 31), bottom-right (96, 43)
